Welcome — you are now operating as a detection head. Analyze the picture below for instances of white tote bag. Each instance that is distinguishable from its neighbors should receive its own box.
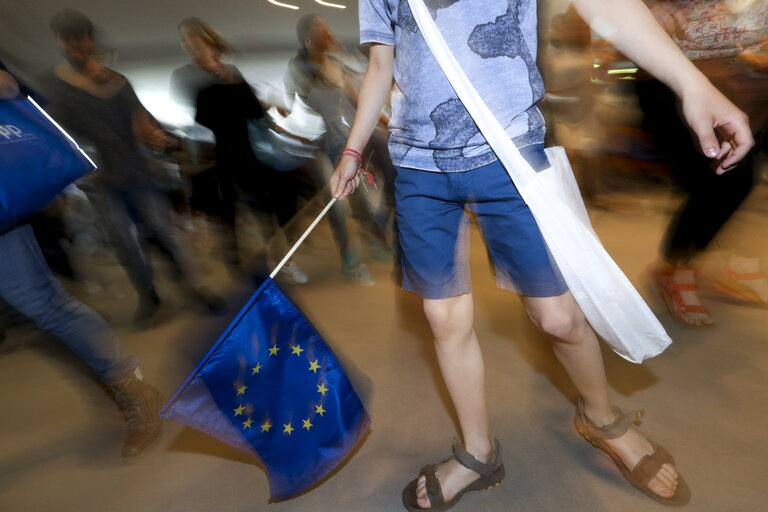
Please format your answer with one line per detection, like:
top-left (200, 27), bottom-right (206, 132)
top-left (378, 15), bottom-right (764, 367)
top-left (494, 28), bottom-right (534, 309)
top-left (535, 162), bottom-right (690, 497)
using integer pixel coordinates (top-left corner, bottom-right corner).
top-left (407, 0), bottom-right (672, 363)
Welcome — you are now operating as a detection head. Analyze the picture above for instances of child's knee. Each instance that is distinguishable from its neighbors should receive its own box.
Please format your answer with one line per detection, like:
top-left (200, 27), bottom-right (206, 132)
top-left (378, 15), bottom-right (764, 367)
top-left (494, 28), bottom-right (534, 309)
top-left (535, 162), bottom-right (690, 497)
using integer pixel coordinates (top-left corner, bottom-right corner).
top-left (530, 308), bottom-right (586, 342)
top-left (422, 295), bottom-right (472, 340)
top-left (423, 299), bottom-right (452, 329)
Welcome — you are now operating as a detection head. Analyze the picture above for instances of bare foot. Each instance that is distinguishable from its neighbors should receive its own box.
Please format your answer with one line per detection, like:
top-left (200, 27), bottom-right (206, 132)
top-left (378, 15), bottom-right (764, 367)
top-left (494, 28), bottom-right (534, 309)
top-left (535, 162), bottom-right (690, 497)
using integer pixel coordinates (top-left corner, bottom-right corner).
top-left (414, 442), bottom-right (493, 509)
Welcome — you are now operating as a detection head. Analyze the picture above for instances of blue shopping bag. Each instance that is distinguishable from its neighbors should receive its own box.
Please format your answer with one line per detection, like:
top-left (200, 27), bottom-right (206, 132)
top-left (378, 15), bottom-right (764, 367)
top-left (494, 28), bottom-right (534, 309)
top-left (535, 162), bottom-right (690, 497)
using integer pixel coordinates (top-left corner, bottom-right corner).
top-left (0, 96), bottom-right (95, 231)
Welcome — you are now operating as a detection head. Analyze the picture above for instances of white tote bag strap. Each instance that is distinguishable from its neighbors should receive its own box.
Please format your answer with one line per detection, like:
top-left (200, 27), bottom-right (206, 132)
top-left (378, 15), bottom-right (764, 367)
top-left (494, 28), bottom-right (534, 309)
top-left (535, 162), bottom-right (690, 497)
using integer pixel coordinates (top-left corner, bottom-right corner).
top-left (406, 0), bottom-right (672, 362)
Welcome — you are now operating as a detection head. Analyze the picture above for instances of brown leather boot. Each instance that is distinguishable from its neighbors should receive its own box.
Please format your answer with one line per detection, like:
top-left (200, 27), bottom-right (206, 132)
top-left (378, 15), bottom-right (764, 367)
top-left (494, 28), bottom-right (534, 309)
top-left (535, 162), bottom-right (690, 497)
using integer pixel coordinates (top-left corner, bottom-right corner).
top-left (109, 370), bottom-right (163, 462)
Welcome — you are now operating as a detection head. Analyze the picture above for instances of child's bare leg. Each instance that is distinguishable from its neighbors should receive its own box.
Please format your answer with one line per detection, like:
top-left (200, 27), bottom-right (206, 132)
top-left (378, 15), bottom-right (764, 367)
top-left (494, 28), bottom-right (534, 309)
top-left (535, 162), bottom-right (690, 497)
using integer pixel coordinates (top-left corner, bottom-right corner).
top-left (414, 293), bottom-right (493, 509)
top-left (524, 291), bottom-right (678, 498)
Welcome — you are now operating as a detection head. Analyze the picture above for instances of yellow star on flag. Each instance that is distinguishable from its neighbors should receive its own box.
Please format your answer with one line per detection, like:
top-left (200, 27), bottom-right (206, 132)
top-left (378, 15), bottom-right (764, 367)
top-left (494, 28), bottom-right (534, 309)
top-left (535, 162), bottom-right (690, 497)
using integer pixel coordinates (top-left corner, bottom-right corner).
top-left (268, 345), bottom-right (280, 356)
top-left (308, 360), bottom-right (320, 373)
top-left (243, 418), bottom-right (253, 430)
top-left (302, 418), bottom-right (313, 431)
top-left (233, 404), bottom-right (245, 417)
top-left (291, 344), bottom-right (304, 356)
top-left (236, 384), bottom-right (247, 396)
top-left (261, 419), bottom-right (272, 433)
top-left (317, 383), bottom-right (329, 396)
top-left (251, 363), bottom-right (262, 375)
top-left (283, 422), bottom-right (294, 435)
top-left (315, 404), bottom-right (326, 417)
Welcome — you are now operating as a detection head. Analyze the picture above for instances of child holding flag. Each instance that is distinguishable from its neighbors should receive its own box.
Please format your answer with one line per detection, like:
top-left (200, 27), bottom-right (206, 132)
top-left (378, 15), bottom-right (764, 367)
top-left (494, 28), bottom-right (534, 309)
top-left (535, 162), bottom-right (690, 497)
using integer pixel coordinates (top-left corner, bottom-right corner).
top-left (331, 0), bottom-right (752, 509)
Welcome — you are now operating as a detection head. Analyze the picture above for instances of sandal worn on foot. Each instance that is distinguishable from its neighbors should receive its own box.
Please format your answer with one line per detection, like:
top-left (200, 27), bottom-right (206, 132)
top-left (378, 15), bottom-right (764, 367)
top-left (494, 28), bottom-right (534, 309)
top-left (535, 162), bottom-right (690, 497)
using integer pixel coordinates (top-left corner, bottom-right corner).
top-left (574, 399), bottom-right (690, 506)
top-left (715, 264), bottom-right (768, 308)
top-left (402, 438), bottom-right (504, 511)
top-left (656, 269), bottom-right (713, 328)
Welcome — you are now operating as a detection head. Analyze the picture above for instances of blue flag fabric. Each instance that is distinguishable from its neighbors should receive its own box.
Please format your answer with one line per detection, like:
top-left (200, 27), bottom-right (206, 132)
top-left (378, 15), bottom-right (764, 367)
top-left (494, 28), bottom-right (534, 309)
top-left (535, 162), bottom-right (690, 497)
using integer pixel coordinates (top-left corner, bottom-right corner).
top-left (160, 277), bottom-right (371, 500)
top-left (0, 97), bottom-right (95, 231)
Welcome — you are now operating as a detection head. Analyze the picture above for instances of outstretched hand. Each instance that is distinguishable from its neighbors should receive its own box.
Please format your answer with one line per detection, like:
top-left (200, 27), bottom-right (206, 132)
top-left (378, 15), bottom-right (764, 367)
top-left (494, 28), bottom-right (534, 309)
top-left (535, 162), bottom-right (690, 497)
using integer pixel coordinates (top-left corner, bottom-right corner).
top-left (331, 153), bottom-right (361, 200)
top-left (680, 84), bottom-right (753, 175)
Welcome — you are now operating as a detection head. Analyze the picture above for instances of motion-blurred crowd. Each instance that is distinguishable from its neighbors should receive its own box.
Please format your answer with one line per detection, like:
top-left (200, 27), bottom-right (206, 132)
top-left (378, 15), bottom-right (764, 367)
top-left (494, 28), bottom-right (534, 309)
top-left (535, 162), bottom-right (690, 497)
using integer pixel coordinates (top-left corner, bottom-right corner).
top-left (0, 0), bottom-right (766, 461)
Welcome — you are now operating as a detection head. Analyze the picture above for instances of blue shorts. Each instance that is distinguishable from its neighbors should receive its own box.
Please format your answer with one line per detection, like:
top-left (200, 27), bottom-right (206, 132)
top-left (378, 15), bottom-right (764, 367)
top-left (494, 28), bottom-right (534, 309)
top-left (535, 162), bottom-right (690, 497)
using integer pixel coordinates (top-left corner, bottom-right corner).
top-left (395, 154), bottom-right (568, 299)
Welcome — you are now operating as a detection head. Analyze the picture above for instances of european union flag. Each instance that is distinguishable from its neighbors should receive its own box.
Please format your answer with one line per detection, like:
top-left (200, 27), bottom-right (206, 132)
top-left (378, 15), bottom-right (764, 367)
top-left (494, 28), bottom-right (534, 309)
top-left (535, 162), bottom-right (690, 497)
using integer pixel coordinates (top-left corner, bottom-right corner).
top-left (160, 277), bottom-right (371, 500)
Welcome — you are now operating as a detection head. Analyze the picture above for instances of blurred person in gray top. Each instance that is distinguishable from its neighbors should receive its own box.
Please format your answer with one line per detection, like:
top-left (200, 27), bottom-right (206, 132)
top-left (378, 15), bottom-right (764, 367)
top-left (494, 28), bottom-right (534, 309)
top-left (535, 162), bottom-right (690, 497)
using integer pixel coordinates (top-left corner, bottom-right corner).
top-left (284, 14), bottom-right (394, 284)
top-left (38, 9), bottom-right (224, 327)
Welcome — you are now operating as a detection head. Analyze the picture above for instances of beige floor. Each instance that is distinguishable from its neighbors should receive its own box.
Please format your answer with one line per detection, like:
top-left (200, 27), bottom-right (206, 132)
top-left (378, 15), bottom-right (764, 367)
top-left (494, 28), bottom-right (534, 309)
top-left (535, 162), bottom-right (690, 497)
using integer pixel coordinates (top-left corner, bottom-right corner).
top-left (1, 185), bottom-right (767, 512)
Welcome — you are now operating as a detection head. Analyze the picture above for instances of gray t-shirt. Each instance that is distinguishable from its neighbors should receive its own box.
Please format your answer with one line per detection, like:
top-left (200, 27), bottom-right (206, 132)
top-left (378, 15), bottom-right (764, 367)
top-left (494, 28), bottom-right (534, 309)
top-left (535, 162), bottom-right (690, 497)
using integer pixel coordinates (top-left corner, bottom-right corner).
top-left (359, 0), bottom-right (545, 172)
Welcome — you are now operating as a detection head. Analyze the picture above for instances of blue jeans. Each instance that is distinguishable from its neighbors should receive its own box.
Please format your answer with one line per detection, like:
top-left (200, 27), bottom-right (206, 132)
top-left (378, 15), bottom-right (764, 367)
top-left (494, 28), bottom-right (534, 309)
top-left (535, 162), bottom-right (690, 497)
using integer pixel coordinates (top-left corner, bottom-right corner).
top-left (0, 224), bottom-right (137, 383)
top-left (93, 185), bottom-right (200, 298)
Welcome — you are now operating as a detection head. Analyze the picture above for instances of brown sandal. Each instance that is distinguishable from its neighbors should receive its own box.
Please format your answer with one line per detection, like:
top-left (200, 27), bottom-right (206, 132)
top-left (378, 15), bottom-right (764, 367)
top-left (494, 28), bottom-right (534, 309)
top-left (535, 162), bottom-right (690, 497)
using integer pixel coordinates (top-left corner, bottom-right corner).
top-left (574, 399), bottom-right (690, 506)
top-left (402, 438), bottom-right (504, 511)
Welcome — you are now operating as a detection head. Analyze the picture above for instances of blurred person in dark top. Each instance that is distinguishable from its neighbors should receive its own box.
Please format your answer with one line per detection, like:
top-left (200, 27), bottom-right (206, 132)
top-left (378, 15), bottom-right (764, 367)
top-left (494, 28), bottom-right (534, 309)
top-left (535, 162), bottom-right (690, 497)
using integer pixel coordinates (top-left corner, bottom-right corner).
top-left (284, 14), bottom-right (396, 285)
top-left (639, 0), bottom-right (768, 326)
top-left (0, 58), bottom-right (163, 462)
top-left (171, 17), bottom-right (310, 284)
top-left (37, 9), bottom-right (224, 327)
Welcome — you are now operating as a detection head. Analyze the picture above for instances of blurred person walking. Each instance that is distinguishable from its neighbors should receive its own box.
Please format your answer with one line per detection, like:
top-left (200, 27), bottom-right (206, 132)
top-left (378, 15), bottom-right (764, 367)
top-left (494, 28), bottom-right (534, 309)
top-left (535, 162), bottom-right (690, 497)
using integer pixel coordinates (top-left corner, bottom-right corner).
top-left (0, 60), bottom-right (162, 462)
top-left (285, 14), bottom-right (395, 285)
top-left (332, 0), bottom-right (752, 509)
top-left (171, 17), bottom-right (310, 284)
top-left (638, 0), bottom-right (768, 326)
top-left (38, 10), bottom-right (224, 328)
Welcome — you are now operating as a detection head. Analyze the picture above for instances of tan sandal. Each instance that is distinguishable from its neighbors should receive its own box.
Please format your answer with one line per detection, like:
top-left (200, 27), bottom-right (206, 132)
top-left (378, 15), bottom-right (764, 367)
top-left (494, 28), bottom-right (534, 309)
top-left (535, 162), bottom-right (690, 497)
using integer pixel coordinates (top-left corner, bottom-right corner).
top-left (574, 399), bottom-right (690, 506)
top-left (402, 438), bottom-right (504, 511)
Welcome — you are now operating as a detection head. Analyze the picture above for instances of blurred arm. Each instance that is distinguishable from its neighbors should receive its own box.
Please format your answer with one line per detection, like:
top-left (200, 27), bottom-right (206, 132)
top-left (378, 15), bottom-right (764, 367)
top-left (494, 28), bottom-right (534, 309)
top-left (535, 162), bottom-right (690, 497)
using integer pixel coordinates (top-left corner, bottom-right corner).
top-left (572, 0), bottom-right (753, 173)
top-left (331, 43), bottom-right (394, 199)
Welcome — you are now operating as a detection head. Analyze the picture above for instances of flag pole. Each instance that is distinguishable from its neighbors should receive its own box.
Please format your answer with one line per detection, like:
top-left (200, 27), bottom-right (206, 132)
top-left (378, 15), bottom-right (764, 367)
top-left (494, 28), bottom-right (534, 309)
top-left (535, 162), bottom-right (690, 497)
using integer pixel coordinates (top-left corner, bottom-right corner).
top-left (270, 197), bottom-right (337, 279)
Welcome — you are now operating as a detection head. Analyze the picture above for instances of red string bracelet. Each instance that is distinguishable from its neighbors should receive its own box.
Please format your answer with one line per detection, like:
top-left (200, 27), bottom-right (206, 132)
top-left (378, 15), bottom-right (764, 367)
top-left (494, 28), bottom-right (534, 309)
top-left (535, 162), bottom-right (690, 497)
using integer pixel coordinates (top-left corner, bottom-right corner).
top-left (341, 148), bottom-right (376, 189)
top-left (341, 148), bottom-right (363, 169)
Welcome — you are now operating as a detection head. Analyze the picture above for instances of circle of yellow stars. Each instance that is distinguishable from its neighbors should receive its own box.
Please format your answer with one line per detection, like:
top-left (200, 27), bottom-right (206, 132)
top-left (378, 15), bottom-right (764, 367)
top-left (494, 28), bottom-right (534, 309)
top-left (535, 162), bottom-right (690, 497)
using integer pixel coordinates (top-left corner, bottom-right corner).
top-left (233, 341), bottom-right (328, 437)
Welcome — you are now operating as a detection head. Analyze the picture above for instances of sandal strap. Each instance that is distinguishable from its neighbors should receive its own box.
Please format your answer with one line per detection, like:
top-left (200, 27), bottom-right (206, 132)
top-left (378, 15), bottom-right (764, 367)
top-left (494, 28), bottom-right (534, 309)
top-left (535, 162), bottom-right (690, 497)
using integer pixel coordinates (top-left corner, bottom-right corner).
top-left (724, 264), bottom-right (765, 281)
top-left (675, 303), bottom-right (710, 314)
top-left (666, 282), bottom-right (699, 292)
top-left (631, 445), bottom-right (675, 486)
top-left (577, 399), bottom-right (644, 440)
top-left (452, 438), bottom-right (501, 477)
top-left (420, 464), bottom-right (445, 507)
top-left (666, 287), bottom-right (711, 315)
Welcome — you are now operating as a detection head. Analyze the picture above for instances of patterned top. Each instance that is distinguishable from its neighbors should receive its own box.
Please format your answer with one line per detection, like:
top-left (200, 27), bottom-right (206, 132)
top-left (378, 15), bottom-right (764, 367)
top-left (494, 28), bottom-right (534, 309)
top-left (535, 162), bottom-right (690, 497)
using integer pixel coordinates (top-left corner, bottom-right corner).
top-left (672, 0), bottom-right (768, 60)
top-left (359, 0), bottom-right (544, 172)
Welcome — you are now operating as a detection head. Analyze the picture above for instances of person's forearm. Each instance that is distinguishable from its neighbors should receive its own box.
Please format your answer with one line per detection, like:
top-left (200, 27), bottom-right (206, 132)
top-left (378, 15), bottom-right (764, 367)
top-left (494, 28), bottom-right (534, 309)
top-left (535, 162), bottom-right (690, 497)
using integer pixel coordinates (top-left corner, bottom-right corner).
top-left (0, 70), bottom-right (20, 99)
top-left (344, 44), bottom-right (394, 152)
top-left (571, 0), bottom-right (710, 97)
